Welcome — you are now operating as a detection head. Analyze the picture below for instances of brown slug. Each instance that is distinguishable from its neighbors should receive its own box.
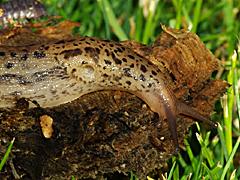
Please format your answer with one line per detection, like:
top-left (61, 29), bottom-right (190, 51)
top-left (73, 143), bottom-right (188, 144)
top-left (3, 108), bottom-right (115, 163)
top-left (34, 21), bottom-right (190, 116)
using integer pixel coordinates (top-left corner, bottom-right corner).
top-left (0, 0), bottom-right (46, 27)
top-left (0, 36), bottom-right (217, 151)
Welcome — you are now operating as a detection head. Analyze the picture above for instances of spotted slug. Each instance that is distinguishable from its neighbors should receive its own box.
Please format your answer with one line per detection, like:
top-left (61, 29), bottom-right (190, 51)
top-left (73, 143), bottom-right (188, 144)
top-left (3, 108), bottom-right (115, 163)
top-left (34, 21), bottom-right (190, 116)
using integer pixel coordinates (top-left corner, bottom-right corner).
top-left (0, 37), bottom-right (217, 150)
top-left (0, 0), bottom-right (46, 27)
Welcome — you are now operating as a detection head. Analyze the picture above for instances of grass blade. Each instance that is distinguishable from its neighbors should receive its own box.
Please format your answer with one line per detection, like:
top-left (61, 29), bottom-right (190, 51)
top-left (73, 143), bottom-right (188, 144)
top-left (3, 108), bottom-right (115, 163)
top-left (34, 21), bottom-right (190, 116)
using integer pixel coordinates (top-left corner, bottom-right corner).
top-left (168, 159), bottom-right (177, 180)
top-left (217, 123), bottom-right (229, 161)
top-left (0, 138), bottom-right (15, 172)
top-left (220, 136), bottom-right (240, 180)
top-left (192, 0), bottom-right (202, 32)
top-left (98, 0), bottom-right (128, 40)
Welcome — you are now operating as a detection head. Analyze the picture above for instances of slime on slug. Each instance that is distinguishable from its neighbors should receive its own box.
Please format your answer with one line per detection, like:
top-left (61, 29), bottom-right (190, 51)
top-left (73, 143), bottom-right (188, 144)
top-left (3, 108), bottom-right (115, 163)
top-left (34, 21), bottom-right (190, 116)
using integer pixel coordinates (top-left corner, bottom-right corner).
top-left (0, 37), bottom-right (217, 150)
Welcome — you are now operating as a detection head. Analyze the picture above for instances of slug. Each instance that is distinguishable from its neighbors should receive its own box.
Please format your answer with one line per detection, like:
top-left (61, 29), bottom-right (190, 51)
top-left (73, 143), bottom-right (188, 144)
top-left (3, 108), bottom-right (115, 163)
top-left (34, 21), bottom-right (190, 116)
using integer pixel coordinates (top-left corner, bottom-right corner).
top-left (0, 0), bottom-right (46, 27)
top-left (0, 37), bottom-right (217, 150)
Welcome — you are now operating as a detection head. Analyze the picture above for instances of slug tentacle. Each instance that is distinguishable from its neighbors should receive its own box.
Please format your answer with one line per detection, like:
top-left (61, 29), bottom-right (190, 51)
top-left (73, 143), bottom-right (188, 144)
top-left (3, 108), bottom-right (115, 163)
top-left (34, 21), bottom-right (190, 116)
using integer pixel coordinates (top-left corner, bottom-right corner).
top-left (177, 101), bottom-right (218, 128)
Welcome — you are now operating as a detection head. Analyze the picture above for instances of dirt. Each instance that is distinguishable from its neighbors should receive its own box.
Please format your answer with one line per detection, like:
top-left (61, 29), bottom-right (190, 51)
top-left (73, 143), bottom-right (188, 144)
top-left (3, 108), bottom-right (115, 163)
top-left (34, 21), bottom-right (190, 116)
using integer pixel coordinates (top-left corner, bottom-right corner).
top-left (0, 20), bottom-right (228, 179)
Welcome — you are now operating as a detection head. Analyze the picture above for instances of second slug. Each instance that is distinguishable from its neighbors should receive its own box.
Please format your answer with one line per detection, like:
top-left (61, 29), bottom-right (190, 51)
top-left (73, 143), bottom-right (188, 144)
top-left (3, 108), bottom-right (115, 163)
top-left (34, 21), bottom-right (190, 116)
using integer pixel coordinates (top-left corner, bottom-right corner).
top-left (0, 37), bottom-right (217, 150)
top-left (0, 0), bottom-right (46, 27)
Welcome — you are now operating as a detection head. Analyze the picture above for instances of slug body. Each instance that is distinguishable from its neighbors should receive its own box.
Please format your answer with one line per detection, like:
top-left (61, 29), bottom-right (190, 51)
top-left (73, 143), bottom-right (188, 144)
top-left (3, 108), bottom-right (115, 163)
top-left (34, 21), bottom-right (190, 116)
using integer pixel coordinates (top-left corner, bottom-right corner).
top-left (0, 37), bottom-right (216, 150)
top-left (0, 0), bottom-right (46, 27)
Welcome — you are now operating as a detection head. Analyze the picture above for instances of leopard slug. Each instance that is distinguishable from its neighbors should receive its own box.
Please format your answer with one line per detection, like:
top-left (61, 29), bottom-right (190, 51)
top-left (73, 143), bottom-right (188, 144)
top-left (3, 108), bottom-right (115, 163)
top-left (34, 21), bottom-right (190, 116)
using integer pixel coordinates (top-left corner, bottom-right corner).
top-left (0, 37), bottom-right (217, 150)
top-left (0, 0), bottom-right (46, 27)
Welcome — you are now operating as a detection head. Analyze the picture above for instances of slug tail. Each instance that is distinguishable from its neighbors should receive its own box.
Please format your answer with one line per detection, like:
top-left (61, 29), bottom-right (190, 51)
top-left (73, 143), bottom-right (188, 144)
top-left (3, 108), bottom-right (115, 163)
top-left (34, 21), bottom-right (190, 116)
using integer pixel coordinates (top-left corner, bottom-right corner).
top-left (177, 101), bottom-right (218, 128)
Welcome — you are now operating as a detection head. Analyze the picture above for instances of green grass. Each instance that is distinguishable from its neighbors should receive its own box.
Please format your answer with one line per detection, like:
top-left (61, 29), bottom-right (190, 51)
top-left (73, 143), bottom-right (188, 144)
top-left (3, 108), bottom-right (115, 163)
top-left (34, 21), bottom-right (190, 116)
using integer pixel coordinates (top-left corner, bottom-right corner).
top-left (0, 138), bottom-right (15, 172)
top-left (1, 0), bottom-right (240, 179)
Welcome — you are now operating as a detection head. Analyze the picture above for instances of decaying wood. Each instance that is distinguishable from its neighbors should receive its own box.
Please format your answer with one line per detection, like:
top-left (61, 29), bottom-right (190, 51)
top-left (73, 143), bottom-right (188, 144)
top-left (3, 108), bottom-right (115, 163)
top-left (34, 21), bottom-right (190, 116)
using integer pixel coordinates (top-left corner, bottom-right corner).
top-left (0, 21), bottom-right (228, 179)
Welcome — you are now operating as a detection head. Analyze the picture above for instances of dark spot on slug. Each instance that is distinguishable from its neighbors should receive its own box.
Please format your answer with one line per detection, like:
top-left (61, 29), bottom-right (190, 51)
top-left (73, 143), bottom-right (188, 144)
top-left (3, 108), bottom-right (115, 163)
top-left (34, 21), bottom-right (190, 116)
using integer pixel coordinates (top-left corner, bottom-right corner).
top-left (73, 43), bottom-right (78, 46)
top-left (104, 59), bottom-right (112, 65)
top-left (113, 76), bottom-right (121, 82)
top-left (67, 39), bottom-right (75, 43)
top-left (44, 46), bottom-right (49, 50)
top-left (147, 83), bottom-right (152, 88)
top-left (71, 68), bottom-right (76, 74)
top-left (0, 52), bottom-right (6, 56)
top-left (84, 47), bottom-right (99, 63)
top-left (152, 70), bottom-right (157, 76)
top-left (122, 58), bottom-right (127, 63)
top-left (140, 64), bottom-right (147, 73)
top-left (103, 39), bottom-right (110, 43)
top-left (54, 40), bottom-right (65, 44)
top-left (136, 54), bottom-right (144, 59)
top-left (85, 41), bottom-right (90, 45)
top-left (102, 73), bottom-right (109, 78)
top-left (117, 47), bottom-right (123, 53)
top-left (5, 62), bottom-right (14, 69)
top-left (95, 47), bottom-right (100, 54)
top-left (60, 48), bottom-right (83, 59)
top-left (139, 74), bottom-right (146, 81)
top-left (105, 49), bottom-right (110, 56)
top-left (148, 61), bottom-right (154, 66)
top-left (33, 51), bottom-right (46, 59)
top-left (111, 52), bottom-right (122, 65)
top-left (0, 74), bottom-right (31, 84)
top-left (109, 43), bottom-right (114, 47)
top-left (127, 54), bottom-right (135, 60)
top-left (62, 90), bottom-right (68, 94)
top-left (32, 66), bottom-right (68, 82)
top-left (121, 46), bottom-right (126, 51)
top-left (130, 63), bottom-right (134, 68)
top-left (169, 72), bottom-right (176, 81)
top-left (20, 54), bottom-right (28, 61)
top-left (153, 78), bottom-right (159, 83)
top-left (54, 56), bottom-right (58, 61)
top-left (126, 80), bottom-right (131, 85)
top-left (123, 68), bottom-right (132, 77)
top-left (10, 52), bottom-right (17, 57)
